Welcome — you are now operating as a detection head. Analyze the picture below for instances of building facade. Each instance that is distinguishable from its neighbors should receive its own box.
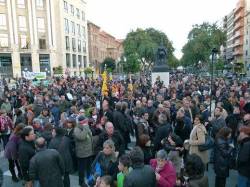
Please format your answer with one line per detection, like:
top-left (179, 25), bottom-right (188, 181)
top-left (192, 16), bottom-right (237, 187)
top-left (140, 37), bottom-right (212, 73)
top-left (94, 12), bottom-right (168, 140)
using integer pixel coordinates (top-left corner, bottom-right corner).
top-left (225, 10), bottom-right (235, 64)
top-left (0, 0), bottom-right (88, 78)
top-left (88, 21), bottom-right (123, 74)
top-left (244, 1), bottom-right (250, 73)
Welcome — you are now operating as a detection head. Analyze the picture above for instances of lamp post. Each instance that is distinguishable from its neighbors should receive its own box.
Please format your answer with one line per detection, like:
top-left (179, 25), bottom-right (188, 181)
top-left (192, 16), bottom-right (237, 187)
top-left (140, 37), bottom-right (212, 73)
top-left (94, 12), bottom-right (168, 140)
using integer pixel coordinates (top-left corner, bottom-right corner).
top-left (209, 48), bottom-right (218, 116)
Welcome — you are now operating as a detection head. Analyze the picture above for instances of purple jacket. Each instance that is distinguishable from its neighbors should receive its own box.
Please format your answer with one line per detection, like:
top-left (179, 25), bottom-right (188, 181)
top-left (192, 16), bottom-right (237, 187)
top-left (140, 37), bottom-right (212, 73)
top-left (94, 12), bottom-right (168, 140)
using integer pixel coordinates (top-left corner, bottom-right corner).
top-left (4, 134), bottom-right (21, 160)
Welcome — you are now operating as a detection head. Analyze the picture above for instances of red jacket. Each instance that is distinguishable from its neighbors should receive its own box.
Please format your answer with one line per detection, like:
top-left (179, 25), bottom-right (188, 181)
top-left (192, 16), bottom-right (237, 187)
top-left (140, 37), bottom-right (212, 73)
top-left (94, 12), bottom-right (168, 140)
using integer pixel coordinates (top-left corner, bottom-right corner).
top-left (150, 159), bottom-right (176, 187)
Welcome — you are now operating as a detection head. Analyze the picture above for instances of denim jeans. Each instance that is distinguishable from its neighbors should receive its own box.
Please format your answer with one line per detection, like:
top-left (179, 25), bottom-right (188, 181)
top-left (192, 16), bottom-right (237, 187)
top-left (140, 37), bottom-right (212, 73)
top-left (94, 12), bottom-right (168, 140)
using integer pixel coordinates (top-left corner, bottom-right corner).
top-left (238, 174), bottom-right (250, 187)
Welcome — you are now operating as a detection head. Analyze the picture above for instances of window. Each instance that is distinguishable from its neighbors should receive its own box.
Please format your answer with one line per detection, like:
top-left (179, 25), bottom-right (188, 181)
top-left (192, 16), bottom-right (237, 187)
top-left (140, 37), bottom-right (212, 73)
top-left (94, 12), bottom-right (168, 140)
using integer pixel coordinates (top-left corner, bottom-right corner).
top-left (0, 0), bottom-right (5, 5)
top-left (64, 1), bottom-right (68, 12)
top-left (72, 54), bottom-right (76, 68)
top-left (82, 26), bottom-right (86, 39)
top-left (83, 56), bottom-right (87, 68)
top-left (76, 8), bottom-right (80, 19)
top-left (82, 41), bottom-right (86, 52)
top-left (18, 16), bottom-right (27, 31)
top-left (71, 21), bottom-right (75, 35)
top-left (37, 18), bottom-right (45, 32)
top-left (17, 0), bottom-right (25, 8)
top-left (20, 35), bottom-right (29, 49)
top-left (81, 11), bottom-right (85, 21)
top-left (246, 50), bottom-right (248, 56)
top-left (78, 40), bottom-right (81, 52)
top-left (0, 34), bottom-right (8, 47)
top-left (78, 55), bottom-right (82, 67)
top-left (0, 14), bottom-right (7, 30)
top-left (65, 36), bottom-right (70, 50)
top-left (39, 38), bottom-right (46, 49)
top-left (77, 24), bottom-right (80, 36)
top-left (70, 4), bottom-right (74, 16)
top-left (64, 18), bottom-right (69, 33)
top-left (66, 53), bottom-right (71, 67)
top-left (72, 38), bottom-right (76, 51)
top-left (36, 0), bottom-right (44, 9)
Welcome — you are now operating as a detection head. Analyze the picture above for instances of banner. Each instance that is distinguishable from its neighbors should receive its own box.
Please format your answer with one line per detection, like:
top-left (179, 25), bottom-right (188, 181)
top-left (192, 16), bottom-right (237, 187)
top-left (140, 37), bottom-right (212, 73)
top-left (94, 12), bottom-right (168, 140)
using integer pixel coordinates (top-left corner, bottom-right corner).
top-left (23, 71), bottom-right (46, 80)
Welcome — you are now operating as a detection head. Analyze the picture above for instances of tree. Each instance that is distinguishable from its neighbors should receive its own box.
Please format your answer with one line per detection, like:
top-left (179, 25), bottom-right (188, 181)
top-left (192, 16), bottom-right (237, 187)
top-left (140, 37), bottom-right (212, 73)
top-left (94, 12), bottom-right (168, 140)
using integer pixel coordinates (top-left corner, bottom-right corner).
top-left (181, 22), bottom-right (226, 67)
top-left (123, 28), bottom-right (177, 73)
top-left (101, 57), bottom-right (116, 72)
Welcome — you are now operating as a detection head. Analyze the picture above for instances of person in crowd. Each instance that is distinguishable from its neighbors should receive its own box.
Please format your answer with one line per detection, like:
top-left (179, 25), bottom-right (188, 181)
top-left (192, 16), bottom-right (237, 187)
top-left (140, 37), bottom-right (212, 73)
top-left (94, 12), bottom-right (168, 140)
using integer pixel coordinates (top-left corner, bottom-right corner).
top-left (138, 134), bottom-right (153, 164)
top-left (136, 111), bottom-right (150, 142)
top-left (117, 154), bottom-right (132, 187)
top-left (37, 107), bottom-right (55, 127)
top-left (102, 100), bottom-right (113, 123)
top-left (0, 109), bottom-right (14, 148)
top-left (154, 114), bottom-right (172, 151)
top-left (18, 126), bottom-right (36, 187)
top-left (73, 115), bottom-right (94, 187)
top-left (40, 123), bottom-right (53, 145)
top-left (1, 98), bottom-right (11, 114)
top-left (161, 133), bottom-right (184, 175)
top-left (124, 147), bottom-right (156, 187)
top-left (150, 149), bottom-right (176, 187)
top-left (214, 127), bottom-right (234, 187)
top-left (189, 115), bottom-right (209, 166)
top-left (184, 154), bottom-right (208, 187)
top-left (97, 122), bottom-right (125, 155)
top-left (49, 127), bottom-right (73, 187)
top-left (91, 140), bottom-right (118, 182)
top-left (210, 107), bottom-right (227, 138)
top-left (4, 123), bottom-right (25, 182)
top-left (95, 175), bottom-right (114, 187)
top-left (174, 109), bottom-right (191, 142)
top-left (29, 137), bottom-right (65, 187)
top-left (237, 126), bottom-right (250, 187)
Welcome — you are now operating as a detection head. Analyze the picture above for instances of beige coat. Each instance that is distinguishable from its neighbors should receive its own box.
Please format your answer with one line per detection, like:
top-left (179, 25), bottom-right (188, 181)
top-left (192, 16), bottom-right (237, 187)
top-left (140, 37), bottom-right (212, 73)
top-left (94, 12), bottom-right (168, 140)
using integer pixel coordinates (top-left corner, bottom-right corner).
top-left (189, 124), bottom-right (209, 165)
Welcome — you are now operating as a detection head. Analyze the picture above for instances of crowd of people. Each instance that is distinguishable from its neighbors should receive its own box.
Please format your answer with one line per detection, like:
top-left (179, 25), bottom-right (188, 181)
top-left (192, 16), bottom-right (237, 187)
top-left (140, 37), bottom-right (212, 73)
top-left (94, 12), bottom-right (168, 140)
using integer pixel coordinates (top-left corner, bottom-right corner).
top-left (0, 73), bottom-right (249, 187)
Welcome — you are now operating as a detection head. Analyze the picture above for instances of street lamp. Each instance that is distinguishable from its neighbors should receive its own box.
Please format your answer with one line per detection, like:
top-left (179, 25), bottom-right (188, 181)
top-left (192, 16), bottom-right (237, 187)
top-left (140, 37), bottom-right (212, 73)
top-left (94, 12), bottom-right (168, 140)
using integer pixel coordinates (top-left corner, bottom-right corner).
top-left (209, 48), bottom-right (218, 116)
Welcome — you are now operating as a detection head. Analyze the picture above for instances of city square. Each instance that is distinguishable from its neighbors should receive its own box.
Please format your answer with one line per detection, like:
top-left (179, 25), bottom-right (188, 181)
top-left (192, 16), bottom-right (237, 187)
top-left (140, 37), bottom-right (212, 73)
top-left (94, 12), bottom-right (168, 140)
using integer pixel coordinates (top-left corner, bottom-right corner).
top-left (0, 0), bottom-right (250, 187)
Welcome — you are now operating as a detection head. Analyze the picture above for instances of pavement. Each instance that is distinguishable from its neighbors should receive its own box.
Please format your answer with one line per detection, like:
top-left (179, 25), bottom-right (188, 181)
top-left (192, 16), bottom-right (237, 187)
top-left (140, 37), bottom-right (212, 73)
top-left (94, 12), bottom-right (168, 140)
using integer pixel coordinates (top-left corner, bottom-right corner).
top-left (0, 141), bottom-right (238, 187)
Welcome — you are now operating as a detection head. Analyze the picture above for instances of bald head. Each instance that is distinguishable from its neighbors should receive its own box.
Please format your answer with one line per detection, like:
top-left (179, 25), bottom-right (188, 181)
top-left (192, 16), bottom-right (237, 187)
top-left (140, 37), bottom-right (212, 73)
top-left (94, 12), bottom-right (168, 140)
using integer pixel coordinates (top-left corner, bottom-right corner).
top-left (35, 137), bottom-right (46, 149)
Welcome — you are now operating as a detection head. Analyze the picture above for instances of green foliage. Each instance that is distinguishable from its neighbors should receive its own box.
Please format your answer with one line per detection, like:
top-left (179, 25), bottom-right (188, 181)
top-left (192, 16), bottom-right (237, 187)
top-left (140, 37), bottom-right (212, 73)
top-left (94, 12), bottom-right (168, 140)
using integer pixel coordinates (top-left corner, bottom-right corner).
top-left (123, 28), bottom-right (178, 73)
top-left (53, 66), bottom-right (63, 74)
top-left (181, 22), bottom-right (226, 67)
top-left (84, 67), bottom-right (94, 75)
top-left (215, 58), bottom-right (224, 70)
top-left (101, 57), bottom-right (116, 72)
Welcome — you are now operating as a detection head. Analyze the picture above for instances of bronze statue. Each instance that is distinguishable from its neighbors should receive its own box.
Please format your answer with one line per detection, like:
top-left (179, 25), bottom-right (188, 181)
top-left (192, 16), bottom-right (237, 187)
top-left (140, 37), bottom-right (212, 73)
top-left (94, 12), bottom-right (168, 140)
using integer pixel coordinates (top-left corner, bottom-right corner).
top-left (153, 42), bottom-right (169, 72)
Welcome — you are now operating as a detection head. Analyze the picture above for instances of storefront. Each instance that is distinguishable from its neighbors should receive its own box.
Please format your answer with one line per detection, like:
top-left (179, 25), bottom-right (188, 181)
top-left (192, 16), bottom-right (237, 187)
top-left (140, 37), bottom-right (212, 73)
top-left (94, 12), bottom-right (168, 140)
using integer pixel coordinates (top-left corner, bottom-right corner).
top-left (20, 53), bottom-right (32, 74)
top-left (0, 53), bottom-right (13, 78)
top-left (39, 54), bottom-right (51, 76)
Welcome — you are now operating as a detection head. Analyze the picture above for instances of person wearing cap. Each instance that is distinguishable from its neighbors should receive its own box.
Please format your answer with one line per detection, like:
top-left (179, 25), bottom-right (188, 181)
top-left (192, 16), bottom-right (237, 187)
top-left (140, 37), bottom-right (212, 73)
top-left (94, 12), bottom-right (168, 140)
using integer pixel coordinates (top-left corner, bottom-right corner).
top-left (150, 149), bottom-right (176, 187)
top-left (73, 115), bottom-right (94, 187)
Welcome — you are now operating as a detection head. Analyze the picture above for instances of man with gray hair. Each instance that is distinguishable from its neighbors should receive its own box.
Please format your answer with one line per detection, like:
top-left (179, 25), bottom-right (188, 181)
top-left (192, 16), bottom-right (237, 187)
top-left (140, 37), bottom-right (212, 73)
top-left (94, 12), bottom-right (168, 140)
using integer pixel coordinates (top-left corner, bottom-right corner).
top-left (29, 137), bottom-right (65, 187)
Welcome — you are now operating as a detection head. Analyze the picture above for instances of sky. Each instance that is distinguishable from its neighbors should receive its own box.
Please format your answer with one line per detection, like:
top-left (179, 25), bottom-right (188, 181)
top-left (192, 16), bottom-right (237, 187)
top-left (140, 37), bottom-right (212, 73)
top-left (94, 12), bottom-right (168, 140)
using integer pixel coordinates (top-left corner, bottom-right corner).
top-left (87, 0), bottom-right (237, 59)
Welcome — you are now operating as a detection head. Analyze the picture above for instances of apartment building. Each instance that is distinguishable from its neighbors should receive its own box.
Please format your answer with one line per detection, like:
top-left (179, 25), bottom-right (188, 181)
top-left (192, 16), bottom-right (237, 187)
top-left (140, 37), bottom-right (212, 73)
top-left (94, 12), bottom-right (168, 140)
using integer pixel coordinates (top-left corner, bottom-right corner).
top-left (244, 1), bottom-right (250, 72)
top-left (0, 0), bottom-right (88, 78)
top-left (225, 10), bottom-right (235, 63)
top-left (88, 21), bottom-right (123, 74)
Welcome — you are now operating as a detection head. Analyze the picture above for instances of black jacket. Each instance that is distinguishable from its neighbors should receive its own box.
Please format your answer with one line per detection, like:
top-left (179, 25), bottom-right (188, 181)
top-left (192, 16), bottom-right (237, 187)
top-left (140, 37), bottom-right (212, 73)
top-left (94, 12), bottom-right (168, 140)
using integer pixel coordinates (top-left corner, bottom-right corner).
top-left (18, 140), bottom-right (35, 181)
top-left (237, 137), bottom-right (250, 178)
top-left (153, 123), bottom-right (172, 151)
top-left (97, 131), bottom-right (125, 155)
top-left (214, 138), bottom-right (233, 177)
top-left (211, 117), bottom-right (226, 138)
top-left (49, 135), bottom-right (73, 173)
top-left (29, 148), bottom-right (65, 187)
top-left (124, 163), bottom-right (156, 187)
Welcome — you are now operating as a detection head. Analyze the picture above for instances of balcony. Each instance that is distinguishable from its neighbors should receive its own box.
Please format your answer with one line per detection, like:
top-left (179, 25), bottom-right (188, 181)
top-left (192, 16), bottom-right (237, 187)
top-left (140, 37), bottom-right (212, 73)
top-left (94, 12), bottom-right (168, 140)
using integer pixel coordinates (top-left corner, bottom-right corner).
top-left (234, 40), bottom-right (243, 47)
top-left (234, 21), bottom-right (244, 31)
top-left (234, 1), bottom-right (244, 14)
top-left (234, 13), bottom-right (243, 23)
top-left (233, 49), bottom-right (243, 56)
top-left (233, 31), bottom-right (243, 39)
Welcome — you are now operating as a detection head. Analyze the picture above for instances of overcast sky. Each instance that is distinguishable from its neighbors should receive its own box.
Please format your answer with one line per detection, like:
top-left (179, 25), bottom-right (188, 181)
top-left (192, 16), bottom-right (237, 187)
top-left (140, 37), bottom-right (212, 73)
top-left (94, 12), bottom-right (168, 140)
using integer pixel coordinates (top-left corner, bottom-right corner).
top-left (87, 0), bottom-right (237, 59)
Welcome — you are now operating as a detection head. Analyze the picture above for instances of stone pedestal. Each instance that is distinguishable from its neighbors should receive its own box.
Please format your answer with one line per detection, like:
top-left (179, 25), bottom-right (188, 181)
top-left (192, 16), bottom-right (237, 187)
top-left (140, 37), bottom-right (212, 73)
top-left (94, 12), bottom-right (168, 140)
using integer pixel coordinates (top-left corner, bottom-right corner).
top-left (151, 72), bottom-right (170, 87)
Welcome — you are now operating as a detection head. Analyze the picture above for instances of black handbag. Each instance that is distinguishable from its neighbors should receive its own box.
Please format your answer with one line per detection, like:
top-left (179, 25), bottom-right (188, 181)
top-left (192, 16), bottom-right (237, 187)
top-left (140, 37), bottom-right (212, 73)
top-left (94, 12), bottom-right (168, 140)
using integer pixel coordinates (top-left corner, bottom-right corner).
top-left (198, 134), bottom-right (214, 152)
